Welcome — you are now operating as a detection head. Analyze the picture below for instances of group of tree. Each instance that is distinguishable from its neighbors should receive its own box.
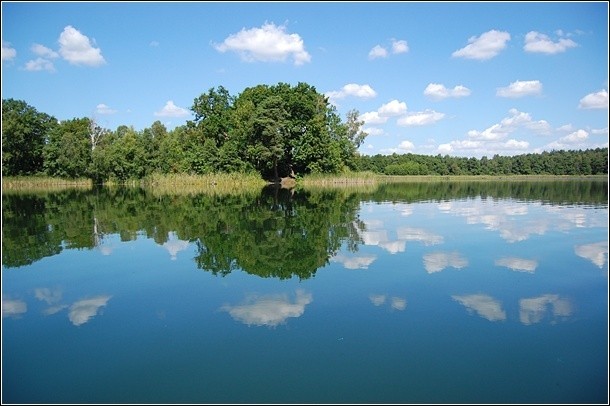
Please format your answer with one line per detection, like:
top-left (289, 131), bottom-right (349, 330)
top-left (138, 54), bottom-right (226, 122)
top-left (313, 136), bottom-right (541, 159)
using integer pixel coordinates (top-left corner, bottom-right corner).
top-left (3, 87), bottom-right (608, 182)
top-left (356, 148), bottom-right (608, 176)
top-left (2, 82), bottom-right (367, 182)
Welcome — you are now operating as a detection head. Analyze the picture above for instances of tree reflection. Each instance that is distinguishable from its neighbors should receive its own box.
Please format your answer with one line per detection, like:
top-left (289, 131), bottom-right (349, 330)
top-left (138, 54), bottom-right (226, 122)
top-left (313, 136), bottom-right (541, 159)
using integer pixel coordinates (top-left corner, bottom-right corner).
top-left (2, 179), bottom-right (607, 278)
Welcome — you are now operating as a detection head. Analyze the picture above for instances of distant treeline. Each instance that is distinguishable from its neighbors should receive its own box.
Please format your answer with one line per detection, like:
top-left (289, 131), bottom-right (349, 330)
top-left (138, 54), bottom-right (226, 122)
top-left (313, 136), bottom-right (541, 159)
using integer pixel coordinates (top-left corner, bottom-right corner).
top-left (2, 86), bottom-right (608, 183)
top-left (354, 148), bottom-right (608, 176)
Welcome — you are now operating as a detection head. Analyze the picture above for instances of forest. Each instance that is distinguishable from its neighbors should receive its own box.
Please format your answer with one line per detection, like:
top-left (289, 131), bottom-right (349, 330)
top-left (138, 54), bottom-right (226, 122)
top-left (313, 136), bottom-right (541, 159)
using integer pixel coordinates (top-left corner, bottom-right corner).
top-left (2, 81), bottom-right (608, 183)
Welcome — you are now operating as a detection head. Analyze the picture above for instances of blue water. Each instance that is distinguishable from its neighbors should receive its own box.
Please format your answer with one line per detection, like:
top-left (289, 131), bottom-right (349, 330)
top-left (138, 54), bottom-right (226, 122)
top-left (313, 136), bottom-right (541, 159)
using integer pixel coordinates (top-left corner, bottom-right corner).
top-left (2, 182), bottom-right (608, 403)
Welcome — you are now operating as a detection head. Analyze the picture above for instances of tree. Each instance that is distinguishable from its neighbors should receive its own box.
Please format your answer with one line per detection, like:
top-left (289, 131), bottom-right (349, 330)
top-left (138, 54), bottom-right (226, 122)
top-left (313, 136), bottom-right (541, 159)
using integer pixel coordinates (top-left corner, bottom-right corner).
top-left (2, 98), bottom-right (57, 176)
top-left (43, 117), bottom-right (92, 178)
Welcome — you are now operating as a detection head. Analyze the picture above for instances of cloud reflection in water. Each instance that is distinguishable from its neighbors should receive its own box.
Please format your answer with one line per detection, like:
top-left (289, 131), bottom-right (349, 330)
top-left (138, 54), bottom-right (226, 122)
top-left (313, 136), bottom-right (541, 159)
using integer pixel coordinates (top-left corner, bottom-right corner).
top-left (221, 290), bottom-right (312, 327)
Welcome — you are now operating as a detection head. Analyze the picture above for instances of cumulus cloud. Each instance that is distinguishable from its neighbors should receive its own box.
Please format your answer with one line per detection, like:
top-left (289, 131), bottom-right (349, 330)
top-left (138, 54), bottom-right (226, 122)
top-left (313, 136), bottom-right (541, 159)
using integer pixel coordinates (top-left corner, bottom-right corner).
top-left (397, 110), bottom-right (445, 126)
top-left (424, 83), bottom-right (471, 100)
top-left (368, 45), bottom-right (388, 59)
top-left (523, 31), bottom-right (577, 54)
top-left (25, 57), bottom-right (56, 72)
top-left (2, 296), bottom-right (27, 318)
top-left (391, 297), bottom-right (407, 310)
top-left (162, 231), bottom-right (190, 260)
top-left (325, 83), bottom-right (377, 104)
top-left (369, 294), bottom-right (386, 306)
top-left (496, 80), bottom-right (543, 98)
top-left (214, 22), bottom-right (311, 65)
top-left (154, 101), bottom-right (190, 118)
top-left (2, 40), bottom-right (16, 61)
top-left (378, 99), bottom-right (408, 117)
top-left (221, 290), bottom-right (312, 327)
top-left (578, 89), bottom-right (608, 109)
top-left (519, 294), bottom-right (572, 325)
top-left (452, 30), bottom-right (511, 60)
top-left (495, 257), bottom-right (538, 273)
top-left (359, 111), bottom-right (388, 125)
top-left (31, 43), bottom-right (59, 59)
top-left (398, 140), bottom-right (415, 151)
top-left (331, 253), bottom-right (377, 269)
top-left (362, 127), bottom-right (384, 136)
top-left (544, 129), bottom-right (590, 151)
top-left (423, 251), bottom-right (468, 273)
top-left (95, 103), bottom-right (117, 115)
top-left (391, 39), bottom-right (409, 54)
top-left (575, 241), bottom-right (608, 269)
top-left (468, 108), bottom-right (551, 141)
top-left (68, 295), bottom-right (111, 326)
top-left (58, 25), bottom-right (106, 67)
top-left (452, 294), bottom-right (506, 321)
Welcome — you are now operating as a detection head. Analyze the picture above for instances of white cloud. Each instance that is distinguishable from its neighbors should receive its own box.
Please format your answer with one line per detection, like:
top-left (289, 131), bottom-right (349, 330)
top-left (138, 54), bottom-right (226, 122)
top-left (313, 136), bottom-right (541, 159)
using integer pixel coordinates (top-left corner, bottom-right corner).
top-left (2, 296), bottom-right (27, 318)
top-left (563, 129), bottom-right (589, 143)
top-left (368, 45), bottom-right (388, 59)
top-left (221, 290), bottom-right (312, 327)
top-left (468, 108), bottom-right (551, 141)
top-left (578, 89), bottom-right (609, 109)
top-left (391, 39), bottom-right (409, 54)
top-left (369, 294), bottom-right (386, 306)
top-left (503, 139), bottom-right (529, 150)
top-left (398, 140), bottom-right (415, 151)
top-left (396, 227), bottom-right (444, 245)
top-left (326, 83), bottom-right (377, 104)
top-left (495, 257), bottom-right (538, 273)
top-left (496, 80), bottom-right (543, 98)
top-left (214, 22), bottom-right (311, 65)
top-left (575, 241), bottom-right (608, 268)
top-left (519, 294), bottom-right (572, 325)
top-left (452, 30), bottom-right (510, 60)
top-left (331, 253), bottom-right (377, 269)
top-left (362, 127), bottom-right (384, 136)
top-left (95, 103), bottom-right (117, 115)
top-left (58, 25), bottom-right (106, 67)
top-left (390, 297), bottom-right (407, 310)
top-left (31, 43), bottom-right (59, 59)
top-left (34, 287), bottom-right (63, 305)
top-left (154, 100), bottom-right (190, 118)
top-left (423, 251), bottom-right (468, 273)
top-left (452, 294), bottom-right (506, 321)
top-left (24, 57), bottom-right (56, 72)
top-left (69, 295), bottom-right (111, 326)
top-left (591, 127), bottom-right (608, 136)
top-left (2, 40), bottom-right (16, 61)
top-left (162, 231), bottom-right (190, 260)
top-left (359, 111), bottom-right (388, 125)
top-left (378, 99), bottom-right (408, 117)
top-left (397, 110), bottom-right (445, 126)
top-left (424, 83), bottom-right (471, 100)
top-left (523, 31), bottom-right (577, 54)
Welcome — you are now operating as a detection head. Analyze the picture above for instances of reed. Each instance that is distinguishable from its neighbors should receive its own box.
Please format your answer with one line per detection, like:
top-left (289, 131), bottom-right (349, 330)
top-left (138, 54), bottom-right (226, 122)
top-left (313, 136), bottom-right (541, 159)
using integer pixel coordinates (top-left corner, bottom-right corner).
top-left (141, 173), bottom-right (267, 196)
top-left (2, 176), bottom-right (93, 191)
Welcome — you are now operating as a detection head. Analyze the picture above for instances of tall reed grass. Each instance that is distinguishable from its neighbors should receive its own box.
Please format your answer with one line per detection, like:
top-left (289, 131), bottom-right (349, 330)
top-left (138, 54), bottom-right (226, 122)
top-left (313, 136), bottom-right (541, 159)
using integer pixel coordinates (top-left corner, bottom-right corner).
top-left (2, 176), bottom-right (93, 191)
top-left (141, 173), bottom-right (267, 196)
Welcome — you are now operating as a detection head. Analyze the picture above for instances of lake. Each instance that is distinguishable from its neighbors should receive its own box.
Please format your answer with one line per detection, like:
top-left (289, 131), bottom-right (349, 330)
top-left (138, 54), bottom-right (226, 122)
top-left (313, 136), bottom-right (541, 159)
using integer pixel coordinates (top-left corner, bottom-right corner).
top-left (2, 179), bottom-right (608, 404)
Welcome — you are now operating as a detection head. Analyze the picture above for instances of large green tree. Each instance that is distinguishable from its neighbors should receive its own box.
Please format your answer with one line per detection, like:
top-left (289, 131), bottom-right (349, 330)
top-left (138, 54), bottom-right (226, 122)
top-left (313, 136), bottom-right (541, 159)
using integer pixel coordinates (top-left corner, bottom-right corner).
top-left (43, 117), bottom-right (92, 178)
top-left (2, 98), bottom-right (57, 176)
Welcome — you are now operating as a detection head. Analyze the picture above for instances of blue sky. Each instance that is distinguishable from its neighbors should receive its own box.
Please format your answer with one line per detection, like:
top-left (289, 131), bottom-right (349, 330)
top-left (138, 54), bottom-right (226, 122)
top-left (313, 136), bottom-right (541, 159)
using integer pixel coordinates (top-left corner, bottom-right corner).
top-left (2, 2), bottom-right (608, 158)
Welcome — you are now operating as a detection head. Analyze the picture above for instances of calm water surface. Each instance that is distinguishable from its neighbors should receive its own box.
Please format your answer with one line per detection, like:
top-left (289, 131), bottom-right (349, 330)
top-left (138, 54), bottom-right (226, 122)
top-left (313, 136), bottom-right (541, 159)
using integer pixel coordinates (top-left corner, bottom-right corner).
top-left (2, 180), bottom-right (608, 404)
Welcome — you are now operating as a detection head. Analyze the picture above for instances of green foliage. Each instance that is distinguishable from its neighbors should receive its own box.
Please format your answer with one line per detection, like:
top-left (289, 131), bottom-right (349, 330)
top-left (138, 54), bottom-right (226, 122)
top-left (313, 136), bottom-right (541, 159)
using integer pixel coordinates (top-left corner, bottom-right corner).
top-left (2, 98), bottom-right (57, 176)
top-left (43, 117), bottom-right (92, 178)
